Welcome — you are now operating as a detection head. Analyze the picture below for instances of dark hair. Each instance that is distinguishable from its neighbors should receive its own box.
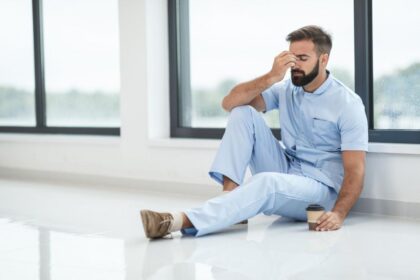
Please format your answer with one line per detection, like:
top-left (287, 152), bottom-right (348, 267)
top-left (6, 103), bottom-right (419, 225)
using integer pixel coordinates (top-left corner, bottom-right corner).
top-left (286, 25), bottom-right (332, 55)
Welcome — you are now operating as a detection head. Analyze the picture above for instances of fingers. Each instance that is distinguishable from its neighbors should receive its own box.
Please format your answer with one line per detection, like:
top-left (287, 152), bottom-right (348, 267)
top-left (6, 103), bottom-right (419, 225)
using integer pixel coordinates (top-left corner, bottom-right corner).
top-left (269, 51), bottom-right (297, 81)
top-left (317, 222), bottom-right (338, 231)
top-left (316, 212), bottom-right (330, 224)
top-left (325, 222), bottom-right (337, 230)
top-left (316, 212), bottom-right (341, 231)
top-left (285, 61), bottom-right (296, 68)
top-left (277, 56), bottom-right (296, 69)
top-left (276, 51), bottom-right (297, 63)
top-left (316, 214), bottom-right (329, 230)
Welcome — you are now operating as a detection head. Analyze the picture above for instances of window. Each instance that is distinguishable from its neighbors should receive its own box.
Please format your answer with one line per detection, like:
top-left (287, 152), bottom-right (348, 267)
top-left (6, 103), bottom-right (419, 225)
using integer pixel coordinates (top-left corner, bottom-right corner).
top-left (355, 0), bottom-right (420, 143)
top-left (0, 0), bottom-right (36, 126)
top-left (170, 0), bottom-right (420, 143)
top-left (0, 0), bottom-right (120, 135)
top-left (372, 0), bottom-right (420, 130)
top-left (43, 0), bottom-right (120, 127)
top-left (170, 0), bottom-right (354, 138)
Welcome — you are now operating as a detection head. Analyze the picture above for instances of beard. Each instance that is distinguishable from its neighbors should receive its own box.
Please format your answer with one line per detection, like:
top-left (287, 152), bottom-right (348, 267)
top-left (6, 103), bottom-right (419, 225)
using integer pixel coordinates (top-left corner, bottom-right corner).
top-left (291, 59), bottom-right (320, 87)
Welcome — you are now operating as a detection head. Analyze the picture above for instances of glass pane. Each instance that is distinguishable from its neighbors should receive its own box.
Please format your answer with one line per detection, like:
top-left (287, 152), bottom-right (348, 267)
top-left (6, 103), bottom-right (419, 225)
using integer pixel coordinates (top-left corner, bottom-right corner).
top-left (185, 0), bottom-right (354, 128)
top-left (43, 0), bottom-right (120, 127)
top-left (373, 0), bottom-right (420, 129)
top-left (0, 0), bottom-right (36, 126)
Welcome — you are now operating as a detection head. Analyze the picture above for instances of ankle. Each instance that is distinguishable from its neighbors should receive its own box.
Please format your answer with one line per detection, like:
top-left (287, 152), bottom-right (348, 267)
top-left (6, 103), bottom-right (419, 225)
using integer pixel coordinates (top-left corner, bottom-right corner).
top-left (222, 176), bottom-right (238, 191)
top-left (181, 212), bottom-right (193, 229)
top-left (168, 212), bottom-right (183, 232)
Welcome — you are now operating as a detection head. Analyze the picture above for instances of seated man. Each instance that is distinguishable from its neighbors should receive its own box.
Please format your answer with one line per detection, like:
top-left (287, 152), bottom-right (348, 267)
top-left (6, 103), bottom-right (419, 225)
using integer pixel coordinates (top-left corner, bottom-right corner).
top-left (141, 25), bottom-right (368, 238)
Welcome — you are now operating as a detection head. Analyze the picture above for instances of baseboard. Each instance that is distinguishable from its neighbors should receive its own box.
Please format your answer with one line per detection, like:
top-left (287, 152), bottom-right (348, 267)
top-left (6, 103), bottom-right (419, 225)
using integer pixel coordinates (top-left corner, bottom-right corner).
top-left (353, 197), bottom-right (420, 220)
top-left (1, 167), bottom-right (419, 220)
top-left (0, 167), bottom-right (219, 198)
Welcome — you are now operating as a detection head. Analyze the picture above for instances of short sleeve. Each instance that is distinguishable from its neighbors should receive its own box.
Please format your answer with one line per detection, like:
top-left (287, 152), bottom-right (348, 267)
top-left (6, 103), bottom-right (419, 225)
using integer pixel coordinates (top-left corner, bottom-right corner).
top-left (338, 101), bottom-right (369, 151)
top-left (261, 83), bottom-right (280, 112)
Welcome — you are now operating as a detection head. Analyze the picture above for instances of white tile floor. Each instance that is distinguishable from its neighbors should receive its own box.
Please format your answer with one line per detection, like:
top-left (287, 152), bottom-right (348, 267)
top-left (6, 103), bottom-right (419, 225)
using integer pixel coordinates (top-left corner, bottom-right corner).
top-left (0, 177), bottom-right (420, 280)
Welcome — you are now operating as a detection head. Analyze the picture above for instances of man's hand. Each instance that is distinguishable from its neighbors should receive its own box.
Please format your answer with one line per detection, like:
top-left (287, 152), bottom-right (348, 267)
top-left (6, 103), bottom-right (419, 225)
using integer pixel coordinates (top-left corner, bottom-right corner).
top-left (268, 51), bottom-right (297, 83)
top-left (315, 211), bottom-right (345, 231)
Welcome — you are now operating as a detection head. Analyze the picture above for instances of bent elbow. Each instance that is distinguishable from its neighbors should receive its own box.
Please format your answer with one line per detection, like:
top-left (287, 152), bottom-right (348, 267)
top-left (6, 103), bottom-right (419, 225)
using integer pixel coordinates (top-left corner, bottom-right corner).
top-left (221, 96), bottom-right (232, 112)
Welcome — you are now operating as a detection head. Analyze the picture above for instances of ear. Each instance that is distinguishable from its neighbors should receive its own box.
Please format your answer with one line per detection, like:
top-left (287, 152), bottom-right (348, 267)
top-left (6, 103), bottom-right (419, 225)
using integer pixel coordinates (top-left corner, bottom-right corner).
top-left (321, 53), bottom-right (329, 66)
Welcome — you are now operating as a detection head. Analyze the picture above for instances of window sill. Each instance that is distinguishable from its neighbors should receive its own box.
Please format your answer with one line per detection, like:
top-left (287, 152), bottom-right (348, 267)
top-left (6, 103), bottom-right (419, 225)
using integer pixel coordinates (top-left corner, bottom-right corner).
top-left (1, 135), bottom-right (419, 155)
top-left (0, 133), bottom-right (120, 146)
top-left (149, 138), bottom-right (420, 155)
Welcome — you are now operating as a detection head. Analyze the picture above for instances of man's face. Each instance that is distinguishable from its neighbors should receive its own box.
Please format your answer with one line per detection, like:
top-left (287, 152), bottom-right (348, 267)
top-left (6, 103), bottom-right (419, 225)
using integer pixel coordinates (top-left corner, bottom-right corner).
top-left (289, 40), bottom-right (321, 87)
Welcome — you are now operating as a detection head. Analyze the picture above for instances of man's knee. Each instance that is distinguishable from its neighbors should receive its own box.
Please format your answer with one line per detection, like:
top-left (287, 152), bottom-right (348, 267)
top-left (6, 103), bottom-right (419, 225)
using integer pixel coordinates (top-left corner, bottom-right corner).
top-left (228, 105), bottom-right (256, 123)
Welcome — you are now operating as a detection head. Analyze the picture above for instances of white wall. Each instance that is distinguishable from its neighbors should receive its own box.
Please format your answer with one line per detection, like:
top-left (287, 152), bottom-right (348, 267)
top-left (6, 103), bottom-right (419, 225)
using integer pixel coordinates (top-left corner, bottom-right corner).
top-left (0, 0), bottom-right (419, 203)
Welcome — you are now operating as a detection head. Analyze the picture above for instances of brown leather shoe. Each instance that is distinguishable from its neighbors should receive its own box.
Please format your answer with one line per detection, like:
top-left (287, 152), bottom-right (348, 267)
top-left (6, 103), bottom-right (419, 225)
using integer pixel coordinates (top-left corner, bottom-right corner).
top-left (140, 210), bottom-right (174, 239)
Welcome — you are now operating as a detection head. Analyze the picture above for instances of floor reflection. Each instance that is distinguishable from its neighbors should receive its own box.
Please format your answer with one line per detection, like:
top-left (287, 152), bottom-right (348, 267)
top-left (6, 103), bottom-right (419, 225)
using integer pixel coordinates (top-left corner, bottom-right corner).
top-left (146, 262), bottom-right (253, 280)
top-left (0, 217), bottom-right (125, 280)
top-left (142, 217), bottom-right (344, 280)
top-left (0, 218), bottom-right (39, 279)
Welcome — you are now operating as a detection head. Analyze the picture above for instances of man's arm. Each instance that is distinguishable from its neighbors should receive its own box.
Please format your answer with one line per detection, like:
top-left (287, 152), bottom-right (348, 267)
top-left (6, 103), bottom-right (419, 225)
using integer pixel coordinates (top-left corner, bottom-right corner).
top-left (222, 74), bottom-right (274, 112)
top-left (316, 150), bottom-right (366, 231)
top-left (221, 51), bottom-right (297, 112)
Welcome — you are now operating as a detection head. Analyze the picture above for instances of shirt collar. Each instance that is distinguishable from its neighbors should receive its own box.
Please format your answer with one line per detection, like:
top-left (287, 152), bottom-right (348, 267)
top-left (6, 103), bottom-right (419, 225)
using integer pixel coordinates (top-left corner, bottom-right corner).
top-left (302, 70), bottom-right (333, 95)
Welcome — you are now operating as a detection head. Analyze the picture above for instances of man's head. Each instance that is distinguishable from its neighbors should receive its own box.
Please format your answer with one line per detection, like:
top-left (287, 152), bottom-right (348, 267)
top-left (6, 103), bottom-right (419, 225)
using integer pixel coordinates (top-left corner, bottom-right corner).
top-left (286, 25), bottom-right (332, 87)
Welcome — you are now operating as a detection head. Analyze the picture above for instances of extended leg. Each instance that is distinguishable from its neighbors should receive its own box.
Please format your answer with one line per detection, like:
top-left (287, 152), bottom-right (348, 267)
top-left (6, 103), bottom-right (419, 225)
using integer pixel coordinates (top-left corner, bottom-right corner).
top-left (140, 173), bottom-right (337, 238)
top-left (183, 172), bottom-right (337, 237)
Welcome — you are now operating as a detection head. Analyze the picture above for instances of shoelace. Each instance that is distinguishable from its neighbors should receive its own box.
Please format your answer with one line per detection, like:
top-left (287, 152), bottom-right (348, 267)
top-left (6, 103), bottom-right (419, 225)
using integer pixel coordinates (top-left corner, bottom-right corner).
top-left (159, 218), bottom-right (174, 239)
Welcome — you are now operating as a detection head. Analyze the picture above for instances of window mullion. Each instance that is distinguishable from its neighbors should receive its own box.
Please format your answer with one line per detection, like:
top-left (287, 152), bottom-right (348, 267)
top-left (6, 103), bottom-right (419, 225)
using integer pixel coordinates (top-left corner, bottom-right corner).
top-left (354, 0), bottom-right (373, 129)
top-left (32, 0), bottom-right (47, 128)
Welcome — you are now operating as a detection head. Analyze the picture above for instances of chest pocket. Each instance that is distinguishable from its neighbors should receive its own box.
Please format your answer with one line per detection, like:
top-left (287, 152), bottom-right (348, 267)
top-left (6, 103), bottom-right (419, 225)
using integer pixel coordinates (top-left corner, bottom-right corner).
top-left (312, 118), bottom-right (340, 151)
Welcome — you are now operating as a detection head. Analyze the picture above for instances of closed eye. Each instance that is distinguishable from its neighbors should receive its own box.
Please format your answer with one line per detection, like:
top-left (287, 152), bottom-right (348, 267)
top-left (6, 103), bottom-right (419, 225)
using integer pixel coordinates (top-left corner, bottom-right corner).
top-left (296, 55), bottom-right (309, 62)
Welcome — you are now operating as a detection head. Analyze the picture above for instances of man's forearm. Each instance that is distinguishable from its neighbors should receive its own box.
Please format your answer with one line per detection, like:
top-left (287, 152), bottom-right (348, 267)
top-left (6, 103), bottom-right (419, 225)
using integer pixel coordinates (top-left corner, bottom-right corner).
top-left (222, 72), bottom-right (276, 111)
top-left (332, 171), bottom-right (364, 218)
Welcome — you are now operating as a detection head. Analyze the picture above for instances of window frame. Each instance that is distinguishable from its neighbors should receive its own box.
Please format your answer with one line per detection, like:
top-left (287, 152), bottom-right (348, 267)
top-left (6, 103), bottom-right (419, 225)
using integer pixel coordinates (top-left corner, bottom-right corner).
top-left (0, 0), bottom-right (120, 136)
top-left (169, 0), bottom-right (420, 143)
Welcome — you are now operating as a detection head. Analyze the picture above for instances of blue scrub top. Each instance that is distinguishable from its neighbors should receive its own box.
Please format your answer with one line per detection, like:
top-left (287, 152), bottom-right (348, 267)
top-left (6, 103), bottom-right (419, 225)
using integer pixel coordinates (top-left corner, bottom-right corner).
top-left (262, 72), bottom-right (368, 193)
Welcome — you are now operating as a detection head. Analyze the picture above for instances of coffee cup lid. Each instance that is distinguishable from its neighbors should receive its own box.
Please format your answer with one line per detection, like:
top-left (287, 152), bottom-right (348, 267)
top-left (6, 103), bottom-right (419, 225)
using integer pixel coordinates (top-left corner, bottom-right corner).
top-left (306, 204), bottom-right (325, 211)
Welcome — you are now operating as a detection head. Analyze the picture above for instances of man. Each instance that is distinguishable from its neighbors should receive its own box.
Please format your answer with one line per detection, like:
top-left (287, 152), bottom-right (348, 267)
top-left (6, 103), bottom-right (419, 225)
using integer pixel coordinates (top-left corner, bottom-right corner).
top-left (141, 25), bottom-right (368, 238)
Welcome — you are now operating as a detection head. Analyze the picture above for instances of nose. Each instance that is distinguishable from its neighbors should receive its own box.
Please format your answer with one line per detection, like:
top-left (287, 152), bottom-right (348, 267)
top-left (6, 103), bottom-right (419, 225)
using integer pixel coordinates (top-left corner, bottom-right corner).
top-left (294, 59), bottom-right (303, 67)
top-left (291, 59), bottom-right (301, 70)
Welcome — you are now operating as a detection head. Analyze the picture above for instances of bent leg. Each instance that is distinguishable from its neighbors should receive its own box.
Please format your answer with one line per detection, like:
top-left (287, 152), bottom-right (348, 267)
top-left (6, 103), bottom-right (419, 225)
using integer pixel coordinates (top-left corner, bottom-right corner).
top-left (183, 172), bottom-right (337, 237)
top-left (209, 105), bottom-right (288, 186)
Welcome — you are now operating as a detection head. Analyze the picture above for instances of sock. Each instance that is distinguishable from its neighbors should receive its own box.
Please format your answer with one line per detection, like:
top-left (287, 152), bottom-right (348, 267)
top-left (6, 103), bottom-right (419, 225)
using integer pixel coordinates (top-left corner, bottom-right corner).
top-left (169, 212), bottom-right (183, 232)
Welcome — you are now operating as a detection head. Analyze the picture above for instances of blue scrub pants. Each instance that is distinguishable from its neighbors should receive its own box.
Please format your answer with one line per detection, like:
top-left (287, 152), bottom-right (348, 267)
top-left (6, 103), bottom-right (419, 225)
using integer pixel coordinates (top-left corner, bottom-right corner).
top-left (183, 105), bottom-right (338, 237)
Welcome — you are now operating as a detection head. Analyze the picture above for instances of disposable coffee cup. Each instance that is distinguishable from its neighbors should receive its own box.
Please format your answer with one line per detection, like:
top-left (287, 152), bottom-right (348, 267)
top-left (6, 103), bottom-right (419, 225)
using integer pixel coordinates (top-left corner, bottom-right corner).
top-left (306, 204), bottom-right (325, 231)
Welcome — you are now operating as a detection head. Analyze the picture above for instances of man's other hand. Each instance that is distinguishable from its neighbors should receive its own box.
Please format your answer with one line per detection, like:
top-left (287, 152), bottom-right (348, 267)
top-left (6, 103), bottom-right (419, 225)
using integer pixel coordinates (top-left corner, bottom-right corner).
top-left (315, 211), bottom-right (345, 231)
